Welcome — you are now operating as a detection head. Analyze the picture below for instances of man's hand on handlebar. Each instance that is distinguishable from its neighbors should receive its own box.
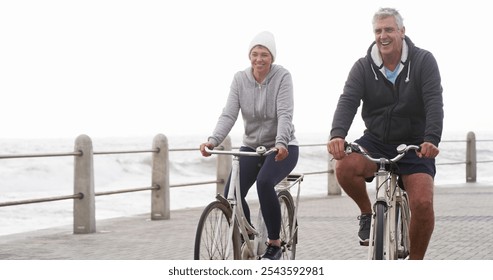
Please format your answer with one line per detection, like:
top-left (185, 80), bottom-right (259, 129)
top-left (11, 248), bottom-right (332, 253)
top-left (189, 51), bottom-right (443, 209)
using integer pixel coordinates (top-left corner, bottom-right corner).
top-left (327, 137), bottom-right (346, 160)
top-left (417, 142), bottom-right (439, 159)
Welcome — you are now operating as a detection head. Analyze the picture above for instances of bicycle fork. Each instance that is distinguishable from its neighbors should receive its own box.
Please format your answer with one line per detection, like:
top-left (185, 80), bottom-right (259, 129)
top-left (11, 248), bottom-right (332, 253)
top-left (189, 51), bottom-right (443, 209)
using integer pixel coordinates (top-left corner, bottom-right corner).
top-left (368, 172), bottom-right (400, 260)
top-left (368, 170), bottom-right (391, 259)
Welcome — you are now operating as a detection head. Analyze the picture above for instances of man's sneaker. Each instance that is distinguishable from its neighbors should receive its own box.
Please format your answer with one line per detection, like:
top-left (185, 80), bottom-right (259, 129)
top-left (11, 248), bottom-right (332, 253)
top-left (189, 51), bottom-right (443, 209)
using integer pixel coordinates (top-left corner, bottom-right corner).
top-left (261, 244), bottom-right (282, 260)
top-left (358, 213), bottom-right (372, 246)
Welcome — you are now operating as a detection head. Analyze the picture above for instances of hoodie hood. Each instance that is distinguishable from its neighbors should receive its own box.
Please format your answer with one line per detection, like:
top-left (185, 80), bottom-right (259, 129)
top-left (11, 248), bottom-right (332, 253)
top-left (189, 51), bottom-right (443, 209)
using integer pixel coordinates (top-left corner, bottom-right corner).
top-left (245, 64), bottom-right (283, 85)
top-left (368, 36), bottom-right (414, 83)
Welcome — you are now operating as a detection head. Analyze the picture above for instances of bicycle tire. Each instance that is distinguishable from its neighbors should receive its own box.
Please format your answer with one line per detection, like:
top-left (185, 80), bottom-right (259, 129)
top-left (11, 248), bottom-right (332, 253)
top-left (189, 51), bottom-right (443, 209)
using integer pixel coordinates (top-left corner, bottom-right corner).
top-left (194, 200), bottom-right (241, 260)
top-left (396, 194), bottom-right (411, 259)
top-left (373, 202), bottom-right (386, 260)
top-left (278, 190), bottom-right (297, 260)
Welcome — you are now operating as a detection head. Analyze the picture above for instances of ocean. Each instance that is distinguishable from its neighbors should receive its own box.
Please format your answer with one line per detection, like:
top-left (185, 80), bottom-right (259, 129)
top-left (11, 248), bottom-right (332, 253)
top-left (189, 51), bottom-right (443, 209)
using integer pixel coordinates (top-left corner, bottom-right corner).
top-left (1, 131), bottom-right (492, 236)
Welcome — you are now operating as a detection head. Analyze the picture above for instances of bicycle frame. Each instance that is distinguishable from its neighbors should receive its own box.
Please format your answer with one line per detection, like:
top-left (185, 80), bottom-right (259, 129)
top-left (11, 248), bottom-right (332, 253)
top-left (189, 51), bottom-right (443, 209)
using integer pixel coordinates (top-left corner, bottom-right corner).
top-left (346, 142), bottom-right (418, 260)
top-left (226, 153), bottom-right (259, 259)
top-left (202, 146), bottom-right (302, 260)
top-left (368, 167), bottom-right (406, 259)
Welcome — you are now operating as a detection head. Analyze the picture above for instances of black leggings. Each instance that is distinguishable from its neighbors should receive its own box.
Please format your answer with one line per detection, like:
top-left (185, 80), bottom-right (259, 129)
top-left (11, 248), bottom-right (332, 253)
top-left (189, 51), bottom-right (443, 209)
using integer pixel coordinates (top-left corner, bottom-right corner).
top-left (223, 145), bottom-right (299, 240)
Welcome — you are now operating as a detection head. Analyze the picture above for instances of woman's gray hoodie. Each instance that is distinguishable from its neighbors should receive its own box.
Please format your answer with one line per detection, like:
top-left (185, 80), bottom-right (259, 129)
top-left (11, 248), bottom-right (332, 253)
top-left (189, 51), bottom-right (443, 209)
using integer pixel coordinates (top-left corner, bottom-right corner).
top-left (208, 64), bottom-right (297, 149)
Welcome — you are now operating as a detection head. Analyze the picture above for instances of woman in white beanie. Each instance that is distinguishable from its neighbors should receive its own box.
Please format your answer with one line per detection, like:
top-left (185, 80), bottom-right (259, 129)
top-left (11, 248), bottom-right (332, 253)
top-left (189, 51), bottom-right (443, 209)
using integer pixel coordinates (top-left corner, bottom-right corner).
top-left (200, 31), bottom-right (298, 260)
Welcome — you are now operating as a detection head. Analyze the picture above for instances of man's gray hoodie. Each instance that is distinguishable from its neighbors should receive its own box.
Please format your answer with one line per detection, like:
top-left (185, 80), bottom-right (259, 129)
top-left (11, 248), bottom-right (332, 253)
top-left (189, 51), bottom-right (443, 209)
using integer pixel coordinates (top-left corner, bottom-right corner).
top-left (208, 64), bottom-right (297, 149)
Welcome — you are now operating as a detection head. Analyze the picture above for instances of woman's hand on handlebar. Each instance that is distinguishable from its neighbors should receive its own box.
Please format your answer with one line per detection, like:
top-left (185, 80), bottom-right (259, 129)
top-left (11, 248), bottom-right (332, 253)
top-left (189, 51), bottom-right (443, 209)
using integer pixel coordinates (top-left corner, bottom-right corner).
top-left (275, 145), bottom-right (288, 162)
top-left (327, 137), bottom-right (346, 160)
top-left (418, 142), bottom-right (440, 159)
top-left (199, 142), bottom-right (214, 157)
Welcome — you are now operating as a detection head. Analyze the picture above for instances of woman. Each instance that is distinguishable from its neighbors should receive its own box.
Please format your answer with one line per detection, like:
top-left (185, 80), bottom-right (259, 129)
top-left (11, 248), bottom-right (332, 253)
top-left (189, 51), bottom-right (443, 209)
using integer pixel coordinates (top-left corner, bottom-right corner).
top-left (199, 31), bottom-right (298, 260)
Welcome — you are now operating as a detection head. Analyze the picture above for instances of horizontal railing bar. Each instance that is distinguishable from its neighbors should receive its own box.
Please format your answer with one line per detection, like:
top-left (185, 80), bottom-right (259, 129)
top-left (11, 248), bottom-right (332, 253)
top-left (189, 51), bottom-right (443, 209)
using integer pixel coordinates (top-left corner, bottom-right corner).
top-left (169, 148), bottom-right (197, 152)
top-left (0, 193), bottom-right (83, 207)
top-left (95, 186), bottom-right (159, 196)
top-left (0, 151), bottom-right (82, 159)
top-left (437, 160), bottom-right (493, 166)
top-left (302, 170), bottom-right (331, 175)
top-left (436, 162), bottom-right (466, 166)
top-left (0, 149), bottom-right (160, 160)
top-left (298, 144), bottom-right (326, 147)
top-left (441, 140), bottom-right (467, 143)
top-left (1, 139), bottom-right (491, 160)
top-left (170, 180), bottom-right (223, 188)
top-left (94, 149), bottom-right (159, 155)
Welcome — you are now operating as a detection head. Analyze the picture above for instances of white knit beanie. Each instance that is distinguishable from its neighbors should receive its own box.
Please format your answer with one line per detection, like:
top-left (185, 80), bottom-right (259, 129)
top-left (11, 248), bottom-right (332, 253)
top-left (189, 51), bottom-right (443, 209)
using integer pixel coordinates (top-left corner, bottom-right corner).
top-left (248, 31), bottom-right (276, 62)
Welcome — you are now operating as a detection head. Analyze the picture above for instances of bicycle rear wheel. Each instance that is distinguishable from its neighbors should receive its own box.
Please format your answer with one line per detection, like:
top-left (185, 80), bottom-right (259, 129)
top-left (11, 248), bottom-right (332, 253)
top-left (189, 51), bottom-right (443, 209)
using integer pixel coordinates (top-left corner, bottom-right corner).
top-left (396, 193), bottom-right (411, 259)
top-left (278, 190), bottom-right (297, 260)
top-left (372, 202), bottom-right (386, 260)
top-left (194, 200), bottom-right (241, 260)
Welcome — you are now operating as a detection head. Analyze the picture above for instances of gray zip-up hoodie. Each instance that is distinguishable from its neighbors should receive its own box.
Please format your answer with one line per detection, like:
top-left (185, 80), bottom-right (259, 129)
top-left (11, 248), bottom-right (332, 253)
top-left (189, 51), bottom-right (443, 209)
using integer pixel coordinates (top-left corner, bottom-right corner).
top-left (208, 64), bottom-right (297, 149)
top-left (330, 36), bottom-right (444, 146)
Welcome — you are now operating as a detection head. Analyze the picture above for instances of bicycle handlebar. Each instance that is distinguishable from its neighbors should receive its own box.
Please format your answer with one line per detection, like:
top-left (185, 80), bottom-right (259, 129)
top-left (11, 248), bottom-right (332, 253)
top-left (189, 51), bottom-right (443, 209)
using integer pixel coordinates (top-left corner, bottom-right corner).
top-left (345, 142), bottom-right (421, 164)
top-left (205, 146), bottom-right (278, 157)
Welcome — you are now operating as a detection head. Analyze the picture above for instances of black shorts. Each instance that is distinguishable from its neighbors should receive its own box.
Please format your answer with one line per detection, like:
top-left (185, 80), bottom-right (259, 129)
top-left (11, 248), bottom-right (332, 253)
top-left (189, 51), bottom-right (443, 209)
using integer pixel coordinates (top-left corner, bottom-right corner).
top-left (355, 133), bottom-right (436, 181)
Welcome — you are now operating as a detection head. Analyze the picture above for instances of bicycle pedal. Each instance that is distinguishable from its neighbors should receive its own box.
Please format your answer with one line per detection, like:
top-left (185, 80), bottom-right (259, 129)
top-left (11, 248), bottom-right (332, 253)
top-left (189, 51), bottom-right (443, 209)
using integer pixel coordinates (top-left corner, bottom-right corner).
top-left (359, 240), bottom-right (369, 246)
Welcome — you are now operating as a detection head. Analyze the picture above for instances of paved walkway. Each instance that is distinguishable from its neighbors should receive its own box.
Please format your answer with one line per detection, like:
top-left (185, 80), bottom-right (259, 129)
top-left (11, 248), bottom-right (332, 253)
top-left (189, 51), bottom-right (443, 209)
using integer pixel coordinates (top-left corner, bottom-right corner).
top-left (0, 183), bottom-right (492, 260)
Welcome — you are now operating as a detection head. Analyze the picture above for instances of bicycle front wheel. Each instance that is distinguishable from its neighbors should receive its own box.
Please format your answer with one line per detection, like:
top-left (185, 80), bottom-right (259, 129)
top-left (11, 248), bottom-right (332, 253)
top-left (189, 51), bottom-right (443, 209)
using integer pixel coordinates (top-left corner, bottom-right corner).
top-left (278, 190), bottom-right (297, 260)
top-left (372, 202), bottom-right (386, 260)
top-left (194, 200), bottom-right (241, 260)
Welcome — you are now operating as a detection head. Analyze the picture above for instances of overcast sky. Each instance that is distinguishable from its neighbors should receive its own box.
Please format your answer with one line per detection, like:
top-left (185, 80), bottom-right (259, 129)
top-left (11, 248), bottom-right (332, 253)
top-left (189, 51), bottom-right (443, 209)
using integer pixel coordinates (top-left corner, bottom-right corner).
top-left (1, 0), bottom-right (491, 141)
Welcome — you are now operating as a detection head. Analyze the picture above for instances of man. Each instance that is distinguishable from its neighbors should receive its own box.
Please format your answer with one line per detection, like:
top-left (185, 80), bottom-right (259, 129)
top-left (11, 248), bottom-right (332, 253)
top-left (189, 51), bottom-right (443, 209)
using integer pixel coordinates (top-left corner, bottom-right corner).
top-left (327, 7), bottom-right (443, 260)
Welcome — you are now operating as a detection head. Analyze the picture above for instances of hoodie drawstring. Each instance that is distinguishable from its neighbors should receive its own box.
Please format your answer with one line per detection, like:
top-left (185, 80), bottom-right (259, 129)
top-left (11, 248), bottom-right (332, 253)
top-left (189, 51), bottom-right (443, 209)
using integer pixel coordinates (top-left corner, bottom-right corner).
top-left (405, 61), bottom-right (411, 83)
top-left (371, 64), bottom-right (379, 81)
top-left (263, 82), bottom-right (267, 118)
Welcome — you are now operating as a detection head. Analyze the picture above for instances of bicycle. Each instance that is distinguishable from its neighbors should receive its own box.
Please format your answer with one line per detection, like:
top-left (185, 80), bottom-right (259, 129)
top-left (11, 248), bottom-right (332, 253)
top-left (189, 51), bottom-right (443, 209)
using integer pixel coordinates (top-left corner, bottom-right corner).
top-left (344, 142), bottom-right (420, 260)
top-left (194, 145), bottom-right (303, 260)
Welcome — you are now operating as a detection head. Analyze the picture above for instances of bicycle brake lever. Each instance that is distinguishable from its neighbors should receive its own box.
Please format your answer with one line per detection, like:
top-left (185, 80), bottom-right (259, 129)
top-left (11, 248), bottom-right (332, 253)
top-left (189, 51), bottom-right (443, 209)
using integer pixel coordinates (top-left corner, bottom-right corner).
top-left (346, 142), bottom-right (362, 154)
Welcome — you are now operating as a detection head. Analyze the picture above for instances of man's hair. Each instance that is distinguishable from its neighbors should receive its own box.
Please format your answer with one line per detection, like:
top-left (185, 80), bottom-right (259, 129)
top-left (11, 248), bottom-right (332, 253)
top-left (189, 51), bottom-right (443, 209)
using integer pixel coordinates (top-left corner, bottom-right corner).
top-left (372, 7), bottom-right (404, 30)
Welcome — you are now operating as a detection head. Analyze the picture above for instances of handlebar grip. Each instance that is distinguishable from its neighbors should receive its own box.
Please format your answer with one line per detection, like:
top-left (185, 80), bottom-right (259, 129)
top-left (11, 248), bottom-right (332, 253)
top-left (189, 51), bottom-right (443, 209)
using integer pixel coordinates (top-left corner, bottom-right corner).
top-left (263, 147), bottom-right (278, 156)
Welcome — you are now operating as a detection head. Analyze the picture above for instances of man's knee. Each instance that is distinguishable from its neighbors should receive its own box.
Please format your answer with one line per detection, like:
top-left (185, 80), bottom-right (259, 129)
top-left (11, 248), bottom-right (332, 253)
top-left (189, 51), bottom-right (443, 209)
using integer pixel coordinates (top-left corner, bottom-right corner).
top-left (404, 173), bottom-right (434, 215)
top-left (335, 154), bottom-right (374, 180)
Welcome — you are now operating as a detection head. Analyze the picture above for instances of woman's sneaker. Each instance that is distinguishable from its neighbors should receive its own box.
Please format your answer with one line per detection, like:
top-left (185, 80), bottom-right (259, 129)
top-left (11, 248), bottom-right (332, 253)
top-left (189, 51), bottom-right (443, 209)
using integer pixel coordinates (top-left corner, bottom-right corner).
top-left (358, 213), bottom-right (372, 246)
top-left (261, 244), bottom-right (282, 260)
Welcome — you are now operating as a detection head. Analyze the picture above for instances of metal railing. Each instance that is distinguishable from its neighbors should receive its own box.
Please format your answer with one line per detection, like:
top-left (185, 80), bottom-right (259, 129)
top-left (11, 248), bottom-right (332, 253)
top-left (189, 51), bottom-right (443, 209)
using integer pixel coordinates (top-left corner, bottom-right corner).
top-left (0, 131), bottom-right (491, 234)
top-left (0, 134), bottom-right (169, 234)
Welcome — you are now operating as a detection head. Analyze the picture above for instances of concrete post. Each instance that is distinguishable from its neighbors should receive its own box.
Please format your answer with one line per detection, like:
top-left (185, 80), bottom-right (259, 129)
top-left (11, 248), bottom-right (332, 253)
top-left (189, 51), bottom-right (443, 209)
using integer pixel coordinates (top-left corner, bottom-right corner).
top-left (216, 136), bottom-right (232, 195)
top-left (327, 159), bottom-right (342, 195)
top-left (466, 131), bottom-right (477, 183)
top-left (73, 134), bottom-right (96, 234)
top-left (151, 134), bottom-right (170, 220)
